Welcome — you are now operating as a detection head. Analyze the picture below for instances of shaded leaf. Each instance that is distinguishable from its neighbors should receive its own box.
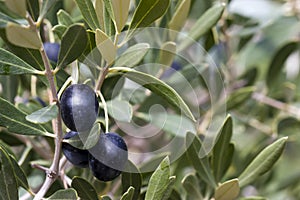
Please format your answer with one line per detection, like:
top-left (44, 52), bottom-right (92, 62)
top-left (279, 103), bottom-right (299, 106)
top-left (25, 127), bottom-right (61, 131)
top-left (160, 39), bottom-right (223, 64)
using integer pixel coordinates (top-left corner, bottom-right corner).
top-left (47, 188), bottom-right (78, 199)
top-left (5, 0), bottom-right (26, 17)
top-left (0, 75), bottom-right (18, 102)
top-left (26, 103), bottom-right (58, 124)
top-left (122, 160), bottom-right (142, 200)
top-left (71, 177), bottom-right (98, 200)
top-left (179, 3), bottom-right (225, 50)
top-left (6, 22), bottom-right (41, 49)
top-left (115, 43), bottom-right (150, 68)
top-left (0, 12), bottom-right (17, 28)
top-left (39, 0), bottom-right (60, 22)
top-left (185, 132), bottom-right (216, 188)
top-left (226, 86), bottom-right (255, 111)
top-left (0, 146), bottom-right (18, 200)
top-left (238, 137), bottom-right (288, 187)
top-left (106, 99), bottom-right (133, 122)
top-left (214, 179), bottom-right (240, 200)
top-left (212, 115), bottom-right (233, 182)
top-left (128, 0), bottom-right (170, 32)
top-left (58, 24), bottom-right (88, 68)
top-left (26, 0), bottom-right (40, 21)
top-left (0, 97), bottom-right (49, 136)
top-left (145, 156), bottom-right (171, 200)
top-left (75, 0), bottom-right (100, 30)
top-left (52, 24), bottom-right (68, 39)
top-left (96, 28), bottom-right (116, 65)
top-left (0, 48), bottom-right (40, 75)
top-left (8, 153), bottom-right (29, 190)
top-left (109, 67), bottom-right (195, 121)
top-left (182, 173), bottom-right (203, 200)
top-left (266, 42), bottom-right (298, 88)
top-left (120, 186), bottom-right (135, 200)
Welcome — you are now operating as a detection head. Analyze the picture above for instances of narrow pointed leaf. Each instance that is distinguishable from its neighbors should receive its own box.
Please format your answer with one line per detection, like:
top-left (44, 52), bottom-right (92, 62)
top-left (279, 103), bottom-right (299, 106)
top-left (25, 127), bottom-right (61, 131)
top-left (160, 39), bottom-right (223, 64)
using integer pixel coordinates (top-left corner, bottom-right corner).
top-left (179, 3), bottom-right (225, 50)
top-left (109, 67), bottom-right (196, 121)
top-left (120, 186), bottom-right (135, 200)
top-left (114, 43), bottom-right (150, 68)
top-left (215, 179), bottom-right (240, 200)
top-left (26, 103), bottom-right (58, 124)
top-left (182, 173), bottom-right (203, 200)
top-left (238, 137), bottom-right (288, 187)
top-left (75, 0), bottom-right (100, 30)
top-left (0, 146), bottom-right (18, 200)
top-left (0, 12), bottom-right (17, 28)
top-left (71, 177), bottom-right (98, 200)
top-left (58, 24), bottom-right (88, 68)
top-left (129, 0), bottom-right (170, 31)
top-left (39, 0), bottom-right (59, 21)
top-left (96, 28), bottom-right (116, 65)
top-left (0, 48), bottom-right (41, 75)
top-left (161, 176), bottom-right (176, 200)
top-left (145, 156), bottom-right (171, 200)
top-left (212, 115), bottom-right (233, 182)
top-left (185, 132), bottom-right (216, 187)
top-left (95, 0), bottom-right (105, 30)
top-left (9, 154), bottom-right (29, 190)
top-left (6, 22), bottom-right (41, 49)
top-left (47, 188), bottom-right (78, 199)
top-left (168, 0), bottom-right (191, 31)
top-left (57, 9), bottom-right (74, 26)
top-left (122, 160), bottom-right (142, 200)
top-left (0, 97), bottom-right (49, 136)
top-left (5, 0), bottom-right (26, 17)
top-left (226, 86), bottom-right (255, 111)
top-left (158, 41), bottom-right (176, 67)
top-left (110, 0), bottom-right (130, 32)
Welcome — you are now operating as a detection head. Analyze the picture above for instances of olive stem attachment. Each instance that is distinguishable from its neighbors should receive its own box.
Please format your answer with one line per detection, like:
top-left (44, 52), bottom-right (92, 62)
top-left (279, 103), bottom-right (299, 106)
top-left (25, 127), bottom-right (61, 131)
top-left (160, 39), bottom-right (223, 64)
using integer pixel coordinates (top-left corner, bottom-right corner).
top-left (97, 91), bottom-right (109, 133)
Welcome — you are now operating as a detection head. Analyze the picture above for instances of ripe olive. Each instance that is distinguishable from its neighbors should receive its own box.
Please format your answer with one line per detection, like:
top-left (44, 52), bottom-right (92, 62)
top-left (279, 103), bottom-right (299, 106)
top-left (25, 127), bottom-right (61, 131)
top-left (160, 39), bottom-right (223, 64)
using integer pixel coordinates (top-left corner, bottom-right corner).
top-left (43, 42), bottom-right (60, 63)
top-left (60, 84), bottom-right (99, 132)
top-left (88, 132), bottom-right (128, 182)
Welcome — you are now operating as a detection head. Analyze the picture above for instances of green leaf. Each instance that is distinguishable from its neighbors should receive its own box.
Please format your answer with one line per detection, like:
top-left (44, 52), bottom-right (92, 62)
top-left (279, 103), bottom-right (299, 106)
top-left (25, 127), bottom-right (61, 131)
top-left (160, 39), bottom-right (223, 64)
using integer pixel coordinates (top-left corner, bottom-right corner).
top-left (145, 156), bottom-right (171, 200)
top-left (75, 0), bottom-right (100, 30)
top-left (71, 177), bottom-right (99, 200)
top-left (57, 9), bottom-right (74, 26)
top-left (0, 48), bottom-right (41, 75)
top-left (0, 12), bottom-right (17, 28)
top-left (168, 0), bottom-right (191, 31)
top-left (179, 3), bottom-right (225, 50)
top-left (95, 0), bottom-right (105, 30)
top-left (161, 176), bottom-right (176, 200)
top-left (95, 28), bottom-right (116, 65)
top-left (26, 103), bottom-right (58, 124)
top-left (8, 153), bottom-right (29, 190)
top-left (182, 173), bottom-right (203, 200)
top-left (185, 132), bottom-right (216, 188)
top-left (158, 41), bottom-right (176, 67)
top-left (122, 160), bottom-right (142, 200)
top-left (212, 115), bottom-right (233, 182)
top-left (238, 137), bottom-right (288, 187)
top-left (266, 42), bottom-right (298, 88)
top-left (109, 67), bottom-right (196, 121)
top-left (110, 0), bottom-right (130, 32)
top-left (26, 0), bottom-right (40, 21)
top-left (120, 186), bottom-right (135, 200)
top-left (106, 99), bottom-right (133, 122)
top-left (0, 97), bottom-right (49, 136)
top-left (39, 0), bottom-right (59, 22)
top-left (128, 0), bottom-right (170, 32)
top-left (58, 24), bottom-right (88, 68)
top-left (0, 75), bottom-right (18, 102)
top-left (214, 179), bottom-right (240, 200)
top-left (226, 86), bottom-right (255, 111)
top-left (47, 188), bottom-right (78, 199)
top-left (240, 197), bottom-right (267, 200)
top-left (114, 43), bottom-right (150, 68)
top-left (52, 24), bottom-right (68, 39)
top-left (6, 22), bottom-right (41, 49)
top-left (82, 122), bottom-right (101, 149)
top-left (0, 146), bottom-right (18, 200)
top-left (5, 0), bottom-right (26, 17)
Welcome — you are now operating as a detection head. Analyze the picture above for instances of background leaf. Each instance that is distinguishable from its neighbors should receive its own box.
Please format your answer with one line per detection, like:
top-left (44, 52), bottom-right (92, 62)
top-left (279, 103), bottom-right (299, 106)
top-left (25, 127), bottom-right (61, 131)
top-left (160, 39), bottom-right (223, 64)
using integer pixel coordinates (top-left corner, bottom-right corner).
top-left (0, 97), bottom-right (49, 136)
top-left (26, 103), bottom-right (58, 124)
top-left (106, 99), bottom-right (133, 122)
top-left (238, 137), bottom-right (288, 187)
top-left (5, 0), bottom-right (26, 17)
top-left (71, 177), bottom-right (99, 200)
top-left (182, 173), bottom-right (203, 200)
top-left (57, 9), bottom-right (74, 26)
top-left (47, 188), bottom-right (78, 199)
top-left (214, 179), bottom-right (240, 200)
top-left (57, 24), bottom-right (88, 68)
top-left (122, 160), bottom-right (142, 200)
top-left (168, 0), bottom-right (191, 32)
top-left (120, 186), bottom-right (135, 200)
top-left (75, 0), bottom-right (100, 30)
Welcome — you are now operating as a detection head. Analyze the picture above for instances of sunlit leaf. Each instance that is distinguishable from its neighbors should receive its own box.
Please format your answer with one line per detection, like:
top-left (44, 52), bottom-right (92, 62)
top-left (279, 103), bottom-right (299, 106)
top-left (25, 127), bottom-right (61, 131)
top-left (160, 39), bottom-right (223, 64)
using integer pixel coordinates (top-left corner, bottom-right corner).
top-left (106, 99), bottom-right (133, 122)
top-left (95, 28), bottom-right (116, 65)
top-left (120, 186), bottom-right (135, 200)
top-left (158, 41), bottom-right (176, 67)
top-left (214, 179), bottom-right (240, 200)
top-left (5, 0), bottom-right (26, 17)
top-left (26, 103), bottom-right (58, 124)
top-left (57, 9), bottom-right (74, 26)
top-left (168, 0), bottom-right (191, 33)
top-left (161, 176), bottom-right (176, 200)
top-left (238, 137), bottom-right (288, 187)
top-left (6, 22), bottom-right (41, 49)
top-left (110, 0), bottom-right (130, 32)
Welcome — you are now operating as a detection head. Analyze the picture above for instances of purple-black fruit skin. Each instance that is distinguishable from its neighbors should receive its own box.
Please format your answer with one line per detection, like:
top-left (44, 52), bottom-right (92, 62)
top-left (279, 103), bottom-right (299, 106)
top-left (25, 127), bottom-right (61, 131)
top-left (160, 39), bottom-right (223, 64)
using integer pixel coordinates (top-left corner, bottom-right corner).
top-left (89, 132), bottom-right (128, 182)
top-left (60, 84), bottom-right (99, 132)
top-left (43, 42), bottom-right (60, 63)
top-left (62, 131), bottom-right (89, 168)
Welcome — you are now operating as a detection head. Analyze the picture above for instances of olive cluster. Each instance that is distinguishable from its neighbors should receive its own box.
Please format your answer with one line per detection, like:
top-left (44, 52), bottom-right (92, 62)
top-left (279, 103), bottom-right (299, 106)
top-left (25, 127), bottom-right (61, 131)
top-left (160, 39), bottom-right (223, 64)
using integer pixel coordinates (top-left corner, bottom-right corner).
top-left (60, 84), bottom-right (128, 182)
